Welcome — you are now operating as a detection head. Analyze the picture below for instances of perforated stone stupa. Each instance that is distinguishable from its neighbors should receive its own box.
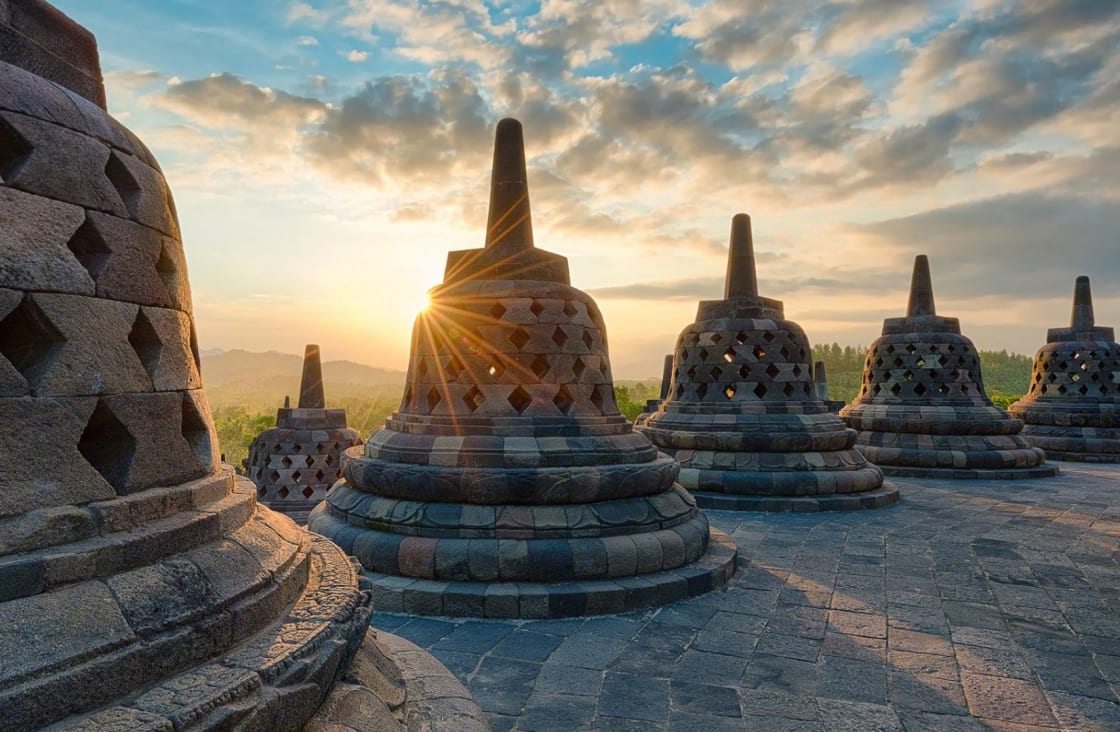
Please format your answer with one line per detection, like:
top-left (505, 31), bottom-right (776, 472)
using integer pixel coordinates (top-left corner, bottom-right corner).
top-left (308, 118), bottom-right (737, 618)
top-left (0, 3), bottom-right (484, 729)
top-left (840, 255), bottom-right (1055, 479)
top-left (634, 215), bottom-right (896, 511)
top-left (1009, 276), bottom-right (1120, 462)
top-left (247, 344), bottom-right (362, 523)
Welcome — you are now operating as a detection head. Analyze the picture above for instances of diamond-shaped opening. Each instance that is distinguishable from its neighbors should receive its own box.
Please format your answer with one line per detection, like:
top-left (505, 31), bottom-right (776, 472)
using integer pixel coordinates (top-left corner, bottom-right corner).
top-left (874, 357), bottom-right (884, 367)
top-left (426, 387), bottom-right (441, 412)
top-left (573, 357), bottom-right (587, 380)
top-left (292, 470), bottom-right (302, 483)
top-left (305, 454), bottom-right (315, 467)
top-left (1057, 384), bottom-right (1068, 395)
top-left (128, 309), bottom-right (163, 379)
top-left (914, 383), bottom-right (927, 396)
top-left (892, 356), bottom-right (904, 368)
top-left (66, 217), bottom-right (112, 283)
top-left (711, 333), bottom-right (723, 344)
top-left (315, 469), bottom-right (325, 481)
top-left (563, 300), bottom-right (578, 318)
top-left (779, 346), bottom-right (790, 360)
top-left (0, 295), bottom-right (65, 390)
top-left (0, 116), bottom-right (32, 181)
top-left (698, 348), bottom-right (710, 360)
top-left (739, 364), bottom-right (752, 379)
top-left (553, 384), bottom-right (575, 414)
top-left (445, 355), bottom-right (464, 381)
top-left (325, 453), bottom-right (334, 466)
top-left (735, 331), bottom-right (748, 345)
top-left (938, 384), bottom-right (950, 395)
top-left (686, 365), bottom-right (698, 379)
top-left (916, 357), bottom-right (926, 368)
top-left (417, 359), bottom-right (430, 380)
top-left (1092, 373), bottom-right (1101, 382)
top-left (886, 345), bottom-right (896, 354)
top-left (282, 456), bottom-right (293, 468)
top-left (723, 347), bottom-right (735, 363)
top-left (105, 151), bottom-right (141, 217)
top-left (887, 382), bottom-right (901, 396)
top-left (765, 363), bottom-right (780, 378)
top-left (590, 384), bottom-right (606, 411)
top-left (947, 344), bottom-right (956, 352)
top-left (792, 364), bottom-right (802, 377)
top-left (753, 345), bottom-right (766, 360)
top-left (905, 344), bottom-right (917, 354)
top-left (688, 333), bottom-right (701, 346)
top-left (278, 486), bottom-right (289, 498)
top-left (1080, 361), bottom-right (1089, 371)
top-left (696, 382), bottom-right (708, 399)
top-left (488, 360), bottom-right (506, 379)
top-left (1040, 384), bottom-right (1048, 394)
top-left (753, 383), bottom-right (767, 398)
top-left (530, 299), bottom-right (545, 317)
top-left (902, 369), bottom-right (913, 382)
top-left (1072, 373), bottom-right (1081, 382)
top-left (463, 385), bottom-right (484, 412)
top-left (960, 384), bottom-right (969, 394)
top-left (509, 327), bottom-right (531, 350)
top-left (724, 384), bottom-right (736, 399)
top-left (551, 326), bottom-right (568, 348)
top-left (782, 383), bottom-right (795, 396)
top-left (582, 330), bottom-right (595, 350)
top-left (508, 385), bottom-right (532, 413)
top-left (711, 366), bottom-right (724, 380)
top-left (762, 332), bottom-right (776, 343)
top-left (303, 486), bottom-right (315, 499)
top-left (1079, 385), bottom-right (1089, 395)
top-left (532, 355), bottom-right (551, 379)
top-left (180, 393), bottom-right (210, 461)
top-left (962, 345), bottom-right (970, 353)
top-left (293, 443), bottom-right (303, 452)
top-left (78, 400), bottom-right (136, 492)
top-left (156, 242), bottom-right (179, 301)
top-left (489, 302), bottom-right (507, 320)
top-left (1047, 372), bottom-right (1057, 383)
top-left (872, 384), bottom-right (882, 395)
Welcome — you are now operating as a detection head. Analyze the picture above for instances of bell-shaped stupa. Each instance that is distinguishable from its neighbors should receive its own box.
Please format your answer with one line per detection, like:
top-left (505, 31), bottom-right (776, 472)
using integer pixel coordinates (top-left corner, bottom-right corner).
top-left (247, 344), bottom-right (362, 523)
top-left (1009, 276), bottom-right (1120, 462)
top-left (840, 255), bottom-right (1056, 478)
top-left (0, 4), bottom-right (484, 729)
top-left (308, 119), bottom-right (736, 618)
top-left (634, 215), bottom-right (897, 511)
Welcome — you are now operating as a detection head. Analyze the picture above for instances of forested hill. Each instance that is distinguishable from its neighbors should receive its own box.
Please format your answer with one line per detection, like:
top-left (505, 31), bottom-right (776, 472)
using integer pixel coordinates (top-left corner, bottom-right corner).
top-left (811, 343), bottom-right (1033, 407)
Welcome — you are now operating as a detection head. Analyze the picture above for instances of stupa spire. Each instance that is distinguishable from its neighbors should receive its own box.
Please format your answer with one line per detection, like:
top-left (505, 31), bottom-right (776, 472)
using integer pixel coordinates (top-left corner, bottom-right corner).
top-left (724, 213), bottom-right (758, 299)
top-left (298, 343), bottom-right (325, 409)
top-left (1071, 275), bottom-right (1095, 330)
top-left (659, 354), bottom-right (674, 401)
top-left (485, 118), bottom-right (534, 249)
top-left (906, 254), bottom-right (936, 317)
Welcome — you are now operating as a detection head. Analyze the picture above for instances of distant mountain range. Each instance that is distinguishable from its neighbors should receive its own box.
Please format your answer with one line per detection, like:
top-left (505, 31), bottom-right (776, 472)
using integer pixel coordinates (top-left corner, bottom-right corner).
top-left (201, 349), bottom-right (406, 410)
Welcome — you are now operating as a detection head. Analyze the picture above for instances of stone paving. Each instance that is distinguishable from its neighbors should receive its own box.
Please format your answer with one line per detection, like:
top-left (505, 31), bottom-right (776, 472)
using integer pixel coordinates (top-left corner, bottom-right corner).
top-left (372, 462), bottom-right (1120, 730)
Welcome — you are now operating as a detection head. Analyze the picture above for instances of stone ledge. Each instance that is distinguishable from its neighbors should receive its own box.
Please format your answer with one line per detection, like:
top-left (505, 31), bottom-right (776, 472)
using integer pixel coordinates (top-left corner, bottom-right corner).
top-left (357, 529), bottom-right (737, 619)
top-left (692, 483), bottom-right (901, 512)
top-left (878, 464), bottom-right (1059, 479)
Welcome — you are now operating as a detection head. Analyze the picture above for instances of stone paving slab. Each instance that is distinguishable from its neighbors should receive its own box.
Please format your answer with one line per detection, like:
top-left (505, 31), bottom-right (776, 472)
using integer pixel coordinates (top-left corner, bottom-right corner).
top-left (372, 462), bottom-right (1120, 730)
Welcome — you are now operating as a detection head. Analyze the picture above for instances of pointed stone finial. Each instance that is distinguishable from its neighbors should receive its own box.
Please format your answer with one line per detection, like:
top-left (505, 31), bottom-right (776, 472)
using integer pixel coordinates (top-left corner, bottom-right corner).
top-left (659, 354), bottom-right (674, 401)
top-left (485, 118), bottom-right (534, 250)
top-left (284, 395), bottom-right (291, 409)
top-left (906, 255), bottom-right (936, 317)
top-left (298, 344), bottom-right (325, 409)
top-left (814, 361), bottom-right (827, 384)
top-left (1071, 275), bottom-right (1095, 330)
top-left (724, 213), bottom-right (758, 299)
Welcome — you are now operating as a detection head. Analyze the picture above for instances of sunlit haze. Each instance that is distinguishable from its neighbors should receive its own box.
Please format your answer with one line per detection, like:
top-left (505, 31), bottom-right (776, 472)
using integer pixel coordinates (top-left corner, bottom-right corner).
top-left (51, 0), bottom-right (1120, 378)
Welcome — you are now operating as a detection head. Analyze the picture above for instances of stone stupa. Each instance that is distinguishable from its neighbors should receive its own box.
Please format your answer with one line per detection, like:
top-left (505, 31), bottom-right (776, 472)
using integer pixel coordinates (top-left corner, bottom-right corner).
top-left (634, 214), bottom-right (897, 511)
top-left (247, 344), bottom-right (362, 523)
top-left (0, 3), bottom-right (484, 729)
top-left (637, 354), bottom-right (674, 417)
top-left (840, 255), bottom-right (1056, 478)
top-left (308, 119), bottom-right (736, 618)
top-left (1009, 276), bottom-right (1120, 462)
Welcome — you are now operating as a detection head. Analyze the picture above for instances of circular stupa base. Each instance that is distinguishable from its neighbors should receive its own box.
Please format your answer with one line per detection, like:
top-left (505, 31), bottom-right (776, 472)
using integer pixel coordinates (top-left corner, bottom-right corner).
top-left (358, 529), bottom-right (737, 619)
top-left (692, 483), bottom-right (900, 512)
top-left (1027, 451), bottom-right (1120, 464)
top-left (878, 464), bottom-right (1059, 479)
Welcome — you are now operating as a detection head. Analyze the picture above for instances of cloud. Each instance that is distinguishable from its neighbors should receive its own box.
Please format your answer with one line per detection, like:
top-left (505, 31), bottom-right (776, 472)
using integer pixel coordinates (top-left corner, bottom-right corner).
top-left (154, 73), bottom-right (326, 129)
top-left (297, 35), bottom-right (319, 46)
top-left (346, 49), bottom-right (369, 62)
top-left (590, 277), bottom-right (723, 301)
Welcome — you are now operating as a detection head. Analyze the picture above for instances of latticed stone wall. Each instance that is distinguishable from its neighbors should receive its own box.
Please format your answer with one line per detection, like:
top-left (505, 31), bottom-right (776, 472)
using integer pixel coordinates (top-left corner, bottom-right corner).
top-left (1024, 342), bottom-right (1120, 400)
top-left (856, 338), bottom-right (988, 403)
top-left (400, 283), bottom-right (618, 419)
top-left (670, 320), bottom-right (814, 405)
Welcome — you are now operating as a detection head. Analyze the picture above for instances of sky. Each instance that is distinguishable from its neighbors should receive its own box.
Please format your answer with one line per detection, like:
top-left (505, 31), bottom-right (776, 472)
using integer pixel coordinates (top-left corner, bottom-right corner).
top-left (50, 0), bottom-right (1120, 378)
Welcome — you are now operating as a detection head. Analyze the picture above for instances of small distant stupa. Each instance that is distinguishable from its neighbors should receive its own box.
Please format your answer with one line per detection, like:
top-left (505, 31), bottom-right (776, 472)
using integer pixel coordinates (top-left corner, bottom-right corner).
top-left (246, 344), bottom-right (362, 523)
top-left (634, 215), bottom-right (896, 511)
top-left (1009, 276), bottom-right (1120, 462)
top-left (308, 119), bottom-right (736, 618)
top-left (840, 255), bottom-right (1056, 478)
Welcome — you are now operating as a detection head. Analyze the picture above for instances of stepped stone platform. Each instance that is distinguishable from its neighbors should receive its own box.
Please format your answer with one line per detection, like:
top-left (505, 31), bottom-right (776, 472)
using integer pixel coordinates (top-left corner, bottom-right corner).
top-left (841, 256), bottom-right (1056, 480)
top-left (1010, 276), bottom-right (1120, 463)
top-left (376, 462), bottom-right (1120, 731)
top-left (247, 344), bottom-right (362, 523)
top-left (309, 119), bottom-right (736, 618)
top-left (0, 3), bottom-right (485, 729)
top-left (635, 215), bottom-right (896, 512)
